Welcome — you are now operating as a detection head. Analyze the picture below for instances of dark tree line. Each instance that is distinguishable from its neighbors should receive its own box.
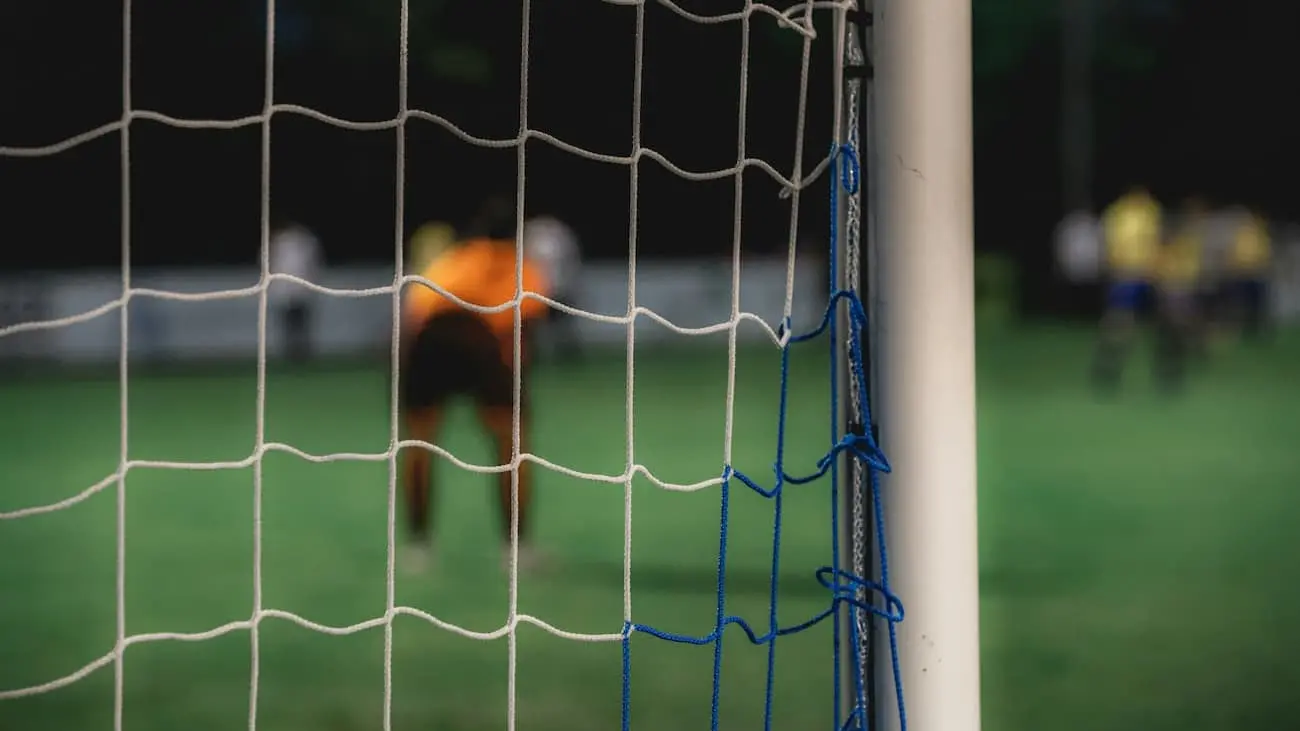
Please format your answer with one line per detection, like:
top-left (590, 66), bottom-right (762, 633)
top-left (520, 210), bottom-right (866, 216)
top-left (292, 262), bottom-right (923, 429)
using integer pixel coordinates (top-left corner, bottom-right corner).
top-left (1, 0), bottom-right (1296, 312)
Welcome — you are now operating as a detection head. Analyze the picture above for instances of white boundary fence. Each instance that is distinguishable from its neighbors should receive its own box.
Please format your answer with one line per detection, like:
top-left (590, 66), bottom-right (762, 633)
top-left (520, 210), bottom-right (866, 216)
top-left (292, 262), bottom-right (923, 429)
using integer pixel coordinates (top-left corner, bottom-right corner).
top-left (0, 257), bottom-right (827, 363)
top-left (3, 236), bottom-right (1295, 366)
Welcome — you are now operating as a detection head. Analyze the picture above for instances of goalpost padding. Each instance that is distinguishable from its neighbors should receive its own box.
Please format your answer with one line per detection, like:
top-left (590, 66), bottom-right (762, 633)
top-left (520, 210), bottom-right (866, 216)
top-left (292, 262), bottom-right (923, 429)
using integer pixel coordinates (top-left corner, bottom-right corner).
top-left (0, 1), bottom-right (966, 730)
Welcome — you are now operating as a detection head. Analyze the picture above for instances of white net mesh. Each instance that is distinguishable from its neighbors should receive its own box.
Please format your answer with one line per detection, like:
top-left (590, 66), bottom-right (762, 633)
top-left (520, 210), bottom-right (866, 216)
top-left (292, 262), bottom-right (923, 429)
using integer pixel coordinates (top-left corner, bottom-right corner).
top-left (0, 1), bottom-right (860, 729)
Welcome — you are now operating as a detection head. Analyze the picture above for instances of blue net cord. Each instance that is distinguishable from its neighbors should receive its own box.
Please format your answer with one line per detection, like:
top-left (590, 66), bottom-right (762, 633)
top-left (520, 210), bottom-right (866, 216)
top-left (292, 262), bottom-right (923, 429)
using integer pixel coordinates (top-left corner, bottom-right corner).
top-left (620, 145), bottom-right (906, 731)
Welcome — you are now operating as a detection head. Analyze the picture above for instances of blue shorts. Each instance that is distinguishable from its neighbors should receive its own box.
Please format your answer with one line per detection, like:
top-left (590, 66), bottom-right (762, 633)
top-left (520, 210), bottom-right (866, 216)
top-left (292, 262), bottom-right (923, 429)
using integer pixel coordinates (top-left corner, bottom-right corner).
top-left (1107, 280), bottom-right (1150, 311)
top-left (1232, 278), bottom-right (1265, 302)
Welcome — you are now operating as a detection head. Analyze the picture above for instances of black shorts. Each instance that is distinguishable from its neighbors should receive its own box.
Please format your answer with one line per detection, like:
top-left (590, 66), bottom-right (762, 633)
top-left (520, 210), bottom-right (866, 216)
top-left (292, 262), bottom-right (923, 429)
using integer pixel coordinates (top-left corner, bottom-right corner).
top-left (402, 310), bottom-right (519, 411)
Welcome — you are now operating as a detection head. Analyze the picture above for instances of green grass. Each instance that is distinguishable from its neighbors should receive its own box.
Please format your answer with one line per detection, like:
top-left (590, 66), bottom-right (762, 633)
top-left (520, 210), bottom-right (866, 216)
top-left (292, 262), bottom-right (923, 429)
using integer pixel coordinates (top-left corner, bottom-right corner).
top-left (1, 327), bottom-right (1299, 731)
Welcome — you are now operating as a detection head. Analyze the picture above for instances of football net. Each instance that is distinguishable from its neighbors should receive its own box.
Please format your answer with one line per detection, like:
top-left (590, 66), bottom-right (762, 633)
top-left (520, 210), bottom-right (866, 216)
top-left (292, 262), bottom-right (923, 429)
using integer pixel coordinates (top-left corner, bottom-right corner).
top-left (0, 1), bottom-right (905, 730)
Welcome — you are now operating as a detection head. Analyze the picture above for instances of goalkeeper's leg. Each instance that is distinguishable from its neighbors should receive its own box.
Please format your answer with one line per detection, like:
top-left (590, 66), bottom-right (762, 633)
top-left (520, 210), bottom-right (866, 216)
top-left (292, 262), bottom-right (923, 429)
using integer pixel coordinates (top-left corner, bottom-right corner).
top-left (478, 404), bottom-right (537, 567)
top-left (398, 315), bottom-right (463, 572)
top-left (476, 337), bottom-right (542, 571)
top-left (398, 403), bottom-right (443, 575)
top-left (402, 406), bottom-right (444, 548)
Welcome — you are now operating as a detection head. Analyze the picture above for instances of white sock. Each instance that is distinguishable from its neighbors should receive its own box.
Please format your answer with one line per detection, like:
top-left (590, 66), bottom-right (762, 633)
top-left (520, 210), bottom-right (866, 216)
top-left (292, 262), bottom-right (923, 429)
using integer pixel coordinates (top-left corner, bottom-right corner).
top-left (401, 543), bottom-right (433, 574)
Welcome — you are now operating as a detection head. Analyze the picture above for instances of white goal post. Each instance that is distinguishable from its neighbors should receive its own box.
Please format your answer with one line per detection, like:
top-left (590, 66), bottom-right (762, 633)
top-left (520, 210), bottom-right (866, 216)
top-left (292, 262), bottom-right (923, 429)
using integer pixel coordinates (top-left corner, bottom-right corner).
top-left (846, 0), bottom-right (982, 730)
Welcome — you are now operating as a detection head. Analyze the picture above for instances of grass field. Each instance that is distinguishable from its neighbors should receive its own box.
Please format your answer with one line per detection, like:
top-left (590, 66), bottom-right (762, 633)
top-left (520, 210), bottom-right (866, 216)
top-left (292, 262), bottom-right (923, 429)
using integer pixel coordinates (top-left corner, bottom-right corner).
top-left (2, 327), bottom-right (1299, 731)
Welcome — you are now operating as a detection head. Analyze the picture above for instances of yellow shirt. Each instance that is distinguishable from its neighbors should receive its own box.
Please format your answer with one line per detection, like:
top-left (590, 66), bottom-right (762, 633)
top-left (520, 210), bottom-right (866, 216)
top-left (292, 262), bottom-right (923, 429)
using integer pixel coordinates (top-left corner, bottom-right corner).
top-left (1228, 216), bottom-right (1271, 274)
top-left (408, 222), bottom-right (456, 272)
top-left (1102, 193), bottom-right (1161, 278)
top-left (403, 238), bottom-right (550, 337)
top-left (1154, 232), bottom-right (1202, 288)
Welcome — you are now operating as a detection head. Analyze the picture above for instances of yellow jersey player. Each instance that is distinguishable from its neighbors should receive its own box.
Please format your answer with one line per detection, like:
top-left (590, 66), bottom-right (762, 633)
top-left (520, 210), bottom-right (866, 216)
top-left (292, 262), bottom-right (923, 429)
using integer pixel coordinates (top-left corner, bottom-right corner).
top-left (407, 221), bottom-right (457, 272)
top-left (1151, 202), bottom-right (1205, 393)
top-left (400, 212), bottom-right (551, 573)
top-left (1190, 205), bottom-right (1239, 354)
top-left (1091, 186), bottom-right (1162, 392)
top-left (1226, 209), bottom-right (1272, 341)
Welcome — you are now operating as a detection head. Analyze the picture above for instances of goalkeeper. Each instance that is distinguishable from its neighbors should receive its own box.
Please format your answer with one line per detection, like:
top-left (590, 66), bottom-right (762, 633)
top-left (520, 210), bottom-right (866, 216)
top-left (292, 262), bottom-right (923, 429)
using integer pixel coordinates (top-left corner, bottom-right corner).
top-left (400, 205), bottom-right (551, 572)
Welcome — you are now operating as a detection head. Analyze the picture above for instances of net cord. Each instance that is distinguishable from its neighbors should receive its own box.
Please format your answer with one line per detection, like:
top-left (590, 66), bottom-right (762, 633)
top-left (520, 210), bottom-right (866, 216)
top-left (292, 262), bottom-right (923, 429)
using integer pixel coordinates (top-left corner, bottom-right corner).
top-left (113, 1), bottom-right (133, 729)
top-left (381, 2), bottom-right (412, 730)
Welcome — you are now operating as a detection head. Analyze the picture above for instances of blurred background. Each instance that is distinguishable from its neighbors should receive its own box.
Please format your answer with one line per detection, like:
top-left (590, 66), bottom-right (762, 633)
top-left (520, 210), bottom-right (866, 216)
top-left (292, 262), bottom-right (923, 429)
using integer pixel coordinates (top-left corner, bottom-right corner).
top-left (1, 1), bottom-right (1298, 730)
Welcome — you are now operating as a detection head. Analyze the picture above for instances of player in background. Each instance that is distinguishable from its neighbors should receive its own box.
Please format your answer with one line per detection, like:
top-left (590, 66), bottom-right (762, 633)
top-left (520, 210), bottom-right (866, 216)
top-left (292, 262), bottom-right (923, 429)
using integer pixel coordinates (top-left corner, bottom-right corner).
top-left (269, 218), bottom-right (324, 363)
top-left (521, 215), bottom-right (584, 361)
top-left (1091, 186), bottom-right (1162, 393)
top-left (129, 289), bottom-right (166, 364)
top-left (400, 204), bottom-right (551, 573)
top-left (1189, 203), bottom-right (1239, 356)
top-left (1150, 200), bottom-right (1205, 393)
top-left (407, 221), bottom-right (457, 272)
top-left (1053, 209), bottom-right (1103, 320)
top-left (1055, 209), bottom-right (1104, 285)
top-left (1225, 208), bottom-right (1272, 342)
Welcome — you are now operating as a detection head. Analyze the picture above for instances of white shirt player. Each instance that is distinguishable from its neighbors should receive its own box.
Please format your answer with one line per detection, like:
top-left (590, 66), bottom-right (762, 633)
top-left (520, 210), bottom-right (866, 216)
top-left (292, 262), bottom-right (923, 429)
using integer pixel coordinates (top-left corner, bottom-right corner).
top-left (269, 223), bottom-right (323, 306)
top-left (1054, 209), bottom-right (1102, 283)
top-left (1199, 206), bottom-right (1247, 289)
top-left (522, 216), bottom-right (580, 297)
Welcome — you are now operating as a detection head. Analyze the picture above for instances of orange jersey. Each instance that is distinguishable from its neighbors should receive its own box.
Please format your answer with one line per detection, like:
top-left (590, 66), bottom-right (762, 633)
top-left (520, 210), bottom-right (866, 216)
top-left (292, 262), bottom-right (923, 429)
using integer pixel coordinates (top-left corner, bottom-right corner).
top-left (403, 238), bottom-right (550, 337)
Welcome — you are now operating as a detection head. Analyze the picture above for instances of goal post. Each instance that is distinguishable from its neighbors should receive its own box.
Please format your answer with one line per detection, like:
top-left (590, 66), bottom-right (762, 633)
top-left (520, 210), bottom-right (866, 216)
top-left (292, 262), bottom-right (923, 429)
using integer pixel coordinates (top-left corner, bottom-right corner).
top-left (869, 0), bottom-right (982, 730)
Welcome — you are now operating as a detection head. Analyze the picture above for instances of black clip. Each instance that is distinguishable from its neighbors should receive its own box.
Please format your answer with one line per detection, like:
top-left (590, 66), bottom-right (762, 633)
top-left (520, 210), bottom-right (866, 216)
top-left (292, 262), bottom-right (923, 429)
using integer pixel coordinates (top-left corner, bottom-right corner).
top-left (846, 9), bottom-right (873, 28)
top-left (844, 63), bottom-right (874, 81)
top-left (849, 421), bottom-right (881, 443)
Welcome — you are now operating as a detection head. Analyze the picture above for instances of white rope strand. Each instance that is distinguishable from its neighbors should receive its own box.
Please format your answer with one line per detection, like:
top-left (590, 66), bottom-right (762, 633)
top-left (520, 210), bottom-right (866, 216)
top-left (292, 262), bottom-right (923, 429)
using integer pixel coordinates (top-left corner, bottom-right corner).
top-left (247, 0), bottom-right (278, 727)
top-left (623, 0), bottom-right (649, 635)
top-left (0, 448), bottom-right (734, 524)
top-left (383, 1), bottom-right (411, 729)
top-left (0, 107), bottom-right (836, 195)
top-left (507, 2), bottom-right (534, 729)
top-left (783, 1), bottom-right (820, 327)
top-left (112, 0), bottom-right (133, 728)
top-left (722, 1), bottom-right (756, 470)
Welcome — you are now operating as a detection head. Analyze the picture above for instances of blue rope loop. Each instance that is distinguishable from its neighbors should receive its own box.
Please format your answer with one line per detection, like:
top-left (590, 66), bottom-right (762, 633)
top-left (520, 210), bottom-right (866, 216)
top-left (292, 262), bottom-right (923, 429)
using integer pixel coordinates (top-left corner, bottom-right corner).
top-left (619, 143), bottom-right (906, 731)
top-left (815, 567), bottom-right (905, 623)
top-left (838, 144), bottom-right (861, 195)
